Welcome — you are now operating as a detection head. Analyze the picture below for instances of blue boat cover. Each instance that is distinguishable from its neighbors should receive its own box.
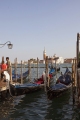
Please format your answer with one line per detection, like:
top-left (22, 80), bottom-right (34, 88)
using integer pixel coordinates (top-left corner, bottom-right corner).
top-left (14, 83), bottom-right (40, 88)
top-left (12, 70), bottom-right (29, 79)
top-left (50, 83), bottom-right (67, 90)
top-left (58, 74), bottom-right (71, 85)
top-left (64, 67), bottom-right (71, 75)
top-left (49, 68), bottom-right (55, 74)
top-left (12, 69), bottom-right (15, 74)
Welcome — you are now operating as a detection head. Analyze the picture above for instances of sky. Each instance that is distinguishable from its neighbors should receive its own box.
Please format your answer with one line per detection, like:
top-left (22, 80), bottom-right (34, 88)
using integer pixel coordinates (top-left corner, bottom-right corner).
top-left (0, 0), bottom-right (80, 62)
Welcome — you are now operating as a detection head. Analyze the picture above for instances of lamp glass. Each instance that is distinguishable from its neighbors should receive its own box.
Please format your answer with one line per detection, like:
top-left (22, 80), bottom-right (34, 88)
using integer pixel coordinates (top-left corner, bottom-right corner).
top-left (7, 43), bottom-right (13, 49)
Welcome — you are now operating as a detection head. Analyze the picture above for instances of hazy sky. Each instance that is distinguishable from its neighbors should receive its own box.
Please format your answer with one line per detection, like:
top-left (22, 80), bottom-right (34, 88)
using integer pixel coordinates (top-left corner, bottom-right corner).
top-left (0, 0), bottom-right (80, 62)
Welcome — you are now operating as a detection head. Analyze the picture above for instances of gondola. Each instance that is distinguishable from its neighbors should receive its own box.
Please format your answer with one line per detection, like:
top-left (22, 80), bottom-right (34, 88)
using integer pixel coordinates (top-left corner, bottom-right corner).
top-left (35, 68), bottom-right (60, 84)
top-left (35, 68), bottom-right (56, 85)
top-left (49, 67), bottom-right (60, 73)
top-left (3, 70), bottom-right (40, 97)
top-left (47, 71), bottom-right (72, 99)
top-left (56, 67), bottom-right (60, 72)
top-left (49, 64), bottom-right (60, 71)
top-left (12, 70), bottom-right (29, 82)
top-left (10, 82), bottom-right (42, 96)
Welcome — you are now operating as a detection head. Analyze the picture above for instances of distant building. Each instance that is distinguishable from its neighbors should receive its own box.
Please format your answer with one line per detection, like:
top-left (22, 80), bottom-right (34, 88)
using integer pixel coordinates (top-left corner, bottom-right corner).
top-left (39, 60), bottom-right (44, 63)
top-left (25, 48), bottom-right (64, 64)
top-left (56, 56), bottom-right (64, 63)
top-left (42, 49), bottom-right (64, 64)
top-left (64, 58), bottom-right (73, 63)
top-left (43, 47), bottom-right (46, 61)
top-left (52, 55), bottom-right (64, 64)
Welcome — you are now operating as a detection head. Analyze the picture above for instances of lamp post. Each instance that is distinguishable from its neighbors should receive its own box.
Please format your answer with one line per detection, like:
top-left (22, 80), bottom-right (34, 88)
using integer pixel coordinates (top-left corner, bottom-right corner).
top-left (0, 41), bottom-right (13, 49)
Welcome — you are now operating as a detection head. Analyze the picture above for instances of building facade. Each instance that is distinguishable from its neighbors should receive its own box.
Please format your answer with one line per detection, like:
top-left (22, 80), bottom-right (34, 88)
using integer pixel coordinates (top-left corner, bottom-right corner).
top-left (64, 58), bottom-right (73, 63)
top-left (42, 49), bottom-right (64, 64)
top-left (43, 48), bottom-right (46, 61)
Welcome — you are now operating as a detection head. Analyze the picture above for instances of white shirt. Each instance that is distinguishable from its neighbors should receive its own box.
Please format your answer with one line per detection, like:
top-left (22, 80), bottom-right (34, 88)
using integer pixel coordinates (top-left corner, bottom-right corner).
top-left (4, 71), bottom-right (10, 81)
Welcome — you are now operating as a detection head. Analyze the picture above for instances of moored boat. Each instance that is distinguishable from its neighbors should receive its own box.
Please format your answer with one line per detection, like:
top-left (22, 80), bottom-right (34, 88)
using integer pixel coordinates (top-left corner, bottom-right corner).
top-left (35, 69), bottom-right (55, 85)
top-left (49, 65), bottom-right (60, 72)
top-left (47, 69), bottom-right (72, 99)
top-left (12, 70), bottom-right (29, 82)
top-left (10, 82), bottom-right (42, 96)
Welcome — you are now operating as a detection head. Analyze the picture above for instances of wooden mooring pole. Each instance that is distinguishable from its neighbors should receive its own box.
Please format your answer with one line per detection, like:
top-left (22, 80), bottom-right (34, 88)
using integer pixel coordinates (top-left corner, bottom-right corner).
top-left (10, 63), bottom-right (12, 84)
top-left (72, 59), bottom-right (76, 104)
top-left (75, 33), bottom-right (80, 105)
top-left (28, 60), bottom-right (31, 82)
top-left (37, 57), bottom-right (39, 80)
top-left (14, 58), bottom-right (17, 83)
top-left (77, 69), bottom-right (80, 103)
top-left (55, 59), bottom-right (57, 81)
top-left (21, 60), bottom-right (23, 84)
top-left (44, 57), bottom-right (46, 92)
top-left (46, 56), bottom-right (49, 87)
top-left (44, 56), bottom-right (49, 91)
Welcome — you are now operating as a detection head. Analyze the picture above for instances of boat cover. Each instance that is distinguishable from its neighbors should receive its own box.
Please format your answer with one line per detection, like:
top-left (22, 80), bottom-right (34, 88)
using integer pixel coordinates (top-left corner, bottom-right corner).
top-left (49, 68), bottom-right (55, 74)
top-left (50, 83), bottom-right (67, 90)
top-left (58, 74), bottom-right (71, 85)
top-left (12, 70), bottom-right (29, 79)
top-left (14, 83), bottom-right (40, 88)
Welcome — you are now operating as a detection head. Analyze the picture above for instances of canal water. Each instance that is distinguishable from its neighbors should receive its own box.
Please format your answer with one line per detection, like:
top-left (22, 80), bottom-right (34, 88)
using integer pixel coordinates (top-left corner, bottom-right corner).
top-left (0, 63), bottom-right (80, 120)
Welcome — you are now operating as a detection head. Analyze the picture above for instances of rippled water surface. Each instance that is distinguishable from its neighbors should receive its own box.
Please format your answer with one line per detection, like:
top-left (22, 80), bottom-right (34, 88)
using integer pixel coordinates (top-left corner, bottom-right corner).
top-left (0, 63), bottom-right (80, 120)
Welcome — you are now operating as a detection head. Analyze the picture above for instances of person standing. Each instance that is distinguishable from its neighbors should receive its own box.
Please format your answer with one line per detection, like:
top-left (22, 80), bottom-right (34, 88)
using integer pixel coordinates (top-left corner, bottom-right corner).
top-left (1, 61), bottom-right (7, 71)
top-left (1, 60), bottom-right (7, 79)
top-left (6, 57), bottom-right (11, 74)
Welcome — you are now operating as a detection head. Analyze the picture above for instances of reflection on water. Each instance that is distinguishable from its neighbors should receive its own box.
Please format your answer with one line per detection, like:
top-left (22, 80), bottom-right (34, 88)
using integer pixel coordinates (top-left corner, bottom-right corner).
top-left (0, 90), bottom-right (80, 120)
top-left (0, 63), bottom-right (80, 120)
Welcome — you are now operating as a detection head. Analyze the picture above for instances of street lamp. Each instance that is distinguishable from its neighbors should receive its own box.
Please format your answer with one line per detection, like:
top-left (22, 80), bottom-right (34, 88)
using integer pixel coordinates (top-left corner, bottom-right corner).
top-left (0, 41), bottom-right (13, 49)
